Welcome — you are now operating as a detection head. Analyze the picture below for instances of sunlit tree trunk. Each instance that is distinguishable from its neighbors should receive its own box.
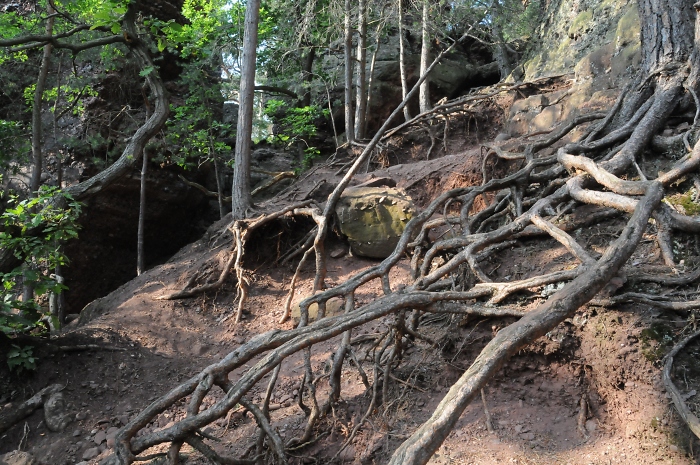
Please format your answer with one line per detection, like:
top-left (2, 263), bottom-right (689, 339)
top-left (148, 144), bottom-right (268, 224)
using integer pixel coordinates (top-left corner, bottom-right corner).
top-left (354, 0), bottom-right (368, 140)
top-left (232, 0), bottom-right (261, 219)
top-left (419, 0), bottom-right (431, 113)
top-left (364, 21), bottom-right (383, 136)
top-left (343, 0), bottom-right (355, 144)
top-left (398, 0), bottom-right (411, 121)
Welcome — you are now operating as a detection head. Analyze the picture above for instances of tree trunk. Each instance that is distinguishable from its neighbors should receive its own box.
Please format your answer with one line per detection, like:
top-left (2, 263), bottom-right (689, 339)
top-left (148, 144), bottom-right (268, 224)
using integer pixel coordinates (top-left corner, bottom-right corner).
top-left (301, 48), bottom-right (315, 108)
top-left (29, 6), bottom-right (54, 196)
top-left (231, 0), bottom-right (261, 220)
top-left (63, 6), bottom-right (168, 201)
top-left (638, 0), bottom-right (695, 75)
top-left (398, 0), bottom-right (411, 121)
top-left (344, 0), bottom-right (355, 144)
top-left (491, 0), bottom-right (513, 80)
top-left (354, 0), bottom-right (368, 140)
top-left (419, 0), bottom-right (431, 113)
top-left (364, 22), bottom-right (383, 137)
top-left (136, 148), bottom-right (147, 276)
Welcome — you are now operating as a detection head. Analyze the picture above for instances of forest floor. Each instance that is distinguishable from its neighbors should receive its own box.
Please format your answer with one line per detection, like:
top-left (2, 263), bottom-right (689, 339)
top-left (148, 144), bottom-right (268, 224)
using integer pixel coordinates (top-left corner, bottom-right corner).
top-left (1, 82), bottom-right (699, 465)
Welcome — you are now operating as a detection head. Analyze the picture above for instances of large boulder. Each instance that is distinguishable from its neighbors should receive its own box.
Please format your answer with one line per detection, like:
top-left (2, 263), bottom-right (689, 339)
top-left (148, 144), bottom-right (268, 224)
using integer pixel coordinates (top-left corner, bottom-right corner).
top-left (335, 187), bottom-right (415, 259)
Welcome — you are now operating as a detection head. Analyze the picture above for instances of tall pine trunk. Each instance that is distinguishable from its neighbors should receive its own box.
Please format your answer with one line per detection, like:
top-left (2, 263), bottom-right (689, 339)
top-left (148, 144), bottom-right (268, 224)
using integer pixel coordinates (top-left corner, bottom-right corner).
top-left (231, 0), bottom-right (261, 219)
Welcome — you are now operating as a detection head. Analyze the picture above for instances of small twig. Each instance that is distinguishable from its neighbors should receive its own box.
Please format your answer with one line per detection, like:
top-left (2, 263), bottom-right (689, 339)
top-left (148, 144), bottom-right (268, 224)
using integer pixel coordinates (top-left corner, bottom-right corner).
top-left (481, 388), bottom-right (494, 433)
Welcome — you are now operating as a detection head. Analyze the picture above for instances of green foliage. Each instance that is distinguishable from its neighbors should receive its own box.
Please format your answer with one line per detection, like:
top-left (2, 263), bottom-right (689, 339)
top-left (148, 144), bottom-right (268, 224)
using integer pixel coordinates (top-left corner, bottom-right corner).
top-left (7, 344), bottom-right (37, 373)
top-left (165, 62), bottom-right (232, 169)
top-left (0, 120), bottom-right (30, 172)
top-left (264, 99), bottom-right (328, 170)
top-left (0, 187), bottom-right (82, 335)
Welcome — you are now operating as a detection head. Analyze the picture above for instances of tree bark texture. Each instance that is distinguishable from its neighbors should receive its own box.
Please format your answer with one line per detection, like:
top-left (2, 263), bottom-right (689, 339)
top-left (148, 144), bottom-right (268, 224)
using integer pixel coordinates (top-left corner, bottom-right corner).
top-left (419, 0), bottom-right (431, 113)
top-left (344, 0), bottom-right (355, 144)
top-left (638, 0), bottom-right (695, 74)
top-left (398, 0), bottom-right (411, 121)
top-left (231, 0), bottom-right (261, 219)
top-left (30, 7), bottom-right (54, 195)
top-left (354, 0), bottom-right (368, 140)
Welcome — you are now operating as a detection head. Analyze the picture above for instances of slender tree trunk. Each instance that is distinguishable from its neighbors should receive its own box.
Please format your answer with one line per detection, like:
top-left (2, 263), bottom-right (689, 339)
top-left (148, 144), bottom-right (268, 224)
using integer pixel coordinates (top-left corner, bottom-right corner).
top-left (24, 7), bottom-right (54, 307)
top-left (419, 0), bottom-right (431, 113)
top-left (214, 156), bottom-right (226, 219)
top-left (344, 0), bottom-right (355, 144)
top-left (231, 0), bottom-right (261, 219)
top-left (354, 0), bottom-right (368, 140)
top-left (364, 23), bottom-right (383, 137)
top-left (29, 7), bottom-right (54, 196)
top-left (51, 58), bottom-right (64, 327)
top-left (137, 149), bottom-right (147, 276)
top-left (398, 0), bottom-right (411, 121)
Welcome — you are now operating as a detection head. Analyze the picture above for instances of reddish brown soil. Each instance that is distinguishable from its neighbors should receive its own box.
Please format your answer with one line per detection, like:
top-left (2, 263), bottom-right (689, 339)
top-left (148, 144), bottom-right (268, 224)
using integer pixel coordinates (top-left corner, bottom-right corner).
top-left (1, 85), bottom-right (698, 465)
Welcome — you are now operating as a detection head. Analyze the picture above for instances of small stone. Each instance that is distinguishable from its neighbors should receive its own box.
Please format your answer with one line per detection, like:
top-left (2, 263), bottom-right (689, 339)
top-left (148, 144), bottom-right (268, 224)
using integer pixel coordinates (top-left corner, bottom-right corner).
top-left (75, 411), bottom-right (87, 421)
top-left (669, 445), bottom-right (679, 453)
top-left (278, 394), bottom-right (291, 404)
top-left (94, 430), bottom-right (107, 445)
top-left (106, 427), bottom-right (119, 438)
top-left (585, 420), bottom-right (597, 433)
top-left (330, 247), bottom-right (348, 259)
top-left (106, 438), bottom-right (116, 449)
top-left (82, 448), bottom-right (99, 461)
top-left (72, 429), bottom-right (82, 437)
top-left (520, 432), bottom-right (535, 441)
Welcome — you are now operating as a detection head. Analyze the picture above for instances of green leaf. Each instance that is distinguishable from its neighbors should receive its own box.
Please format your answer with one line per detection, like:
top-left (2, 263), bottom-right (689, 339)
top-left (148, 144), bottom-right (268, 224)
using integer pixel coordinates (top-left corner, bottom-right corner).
top-left (139, 66), bottom-right (155, 77)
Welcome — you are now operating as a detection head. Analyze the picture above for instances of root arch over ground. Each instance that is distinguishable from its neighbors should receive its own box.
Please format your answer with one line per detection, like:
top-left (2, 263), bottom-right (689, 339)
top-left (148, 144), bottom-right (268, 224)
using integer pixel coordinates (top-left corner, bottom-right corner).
top-left (103, 7), bottom-right (700, 464)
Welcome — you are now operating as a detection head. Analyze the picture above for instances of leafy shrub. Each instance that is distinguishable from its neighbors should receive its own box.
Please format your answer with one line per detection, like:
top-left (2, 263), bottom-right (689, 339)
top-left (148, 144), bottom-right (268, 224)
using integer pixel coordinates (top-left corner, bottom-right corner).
top-left (0, 187), bottom-right (82, 334)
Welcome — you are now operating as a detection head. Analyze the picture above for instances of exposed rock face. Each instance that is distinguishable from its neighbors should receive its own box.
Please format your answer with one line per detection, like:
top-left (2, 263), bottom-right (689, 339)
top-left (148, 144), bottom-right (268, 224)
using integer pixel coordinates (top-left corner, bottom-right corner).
top-left (321, 33), bottom-right (499, 135)
top-left (521, 0), bottom-right (638, 79)
top-left (509, 1), bottom-right (640, 138)
top-left (335, 186), bottom-right (415, 259)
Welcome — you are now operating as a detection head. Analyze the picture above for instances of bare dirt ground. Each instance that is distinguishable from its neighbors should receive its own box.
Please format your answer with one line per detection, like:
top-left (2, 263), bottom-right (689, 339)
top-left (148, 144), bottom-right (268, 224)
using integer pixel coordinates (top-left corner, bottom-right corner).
top-left (1, 83), bottom-right (699, 465)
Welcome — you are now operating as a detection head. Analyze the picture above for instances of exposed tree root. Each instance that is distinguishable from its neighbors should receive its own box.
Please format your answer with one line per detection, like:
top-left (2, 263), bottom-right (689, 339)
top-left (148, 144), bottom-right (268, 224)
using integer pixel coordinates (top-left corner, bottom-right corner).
top-left (103, 43), bottom-right (700, 464)
top-left (662, 329), bottom-right (700, 439)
